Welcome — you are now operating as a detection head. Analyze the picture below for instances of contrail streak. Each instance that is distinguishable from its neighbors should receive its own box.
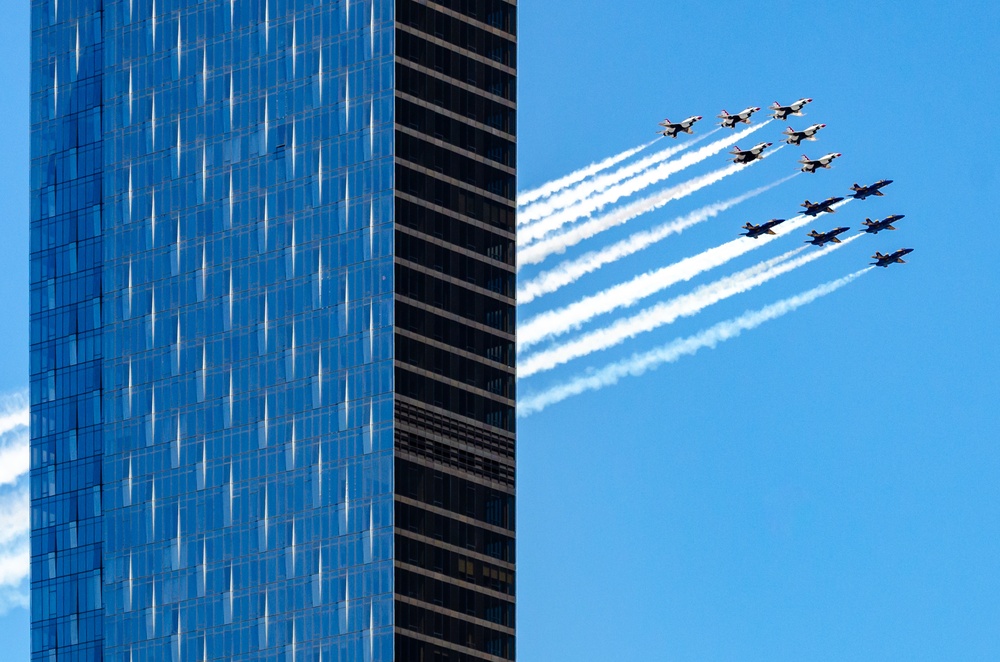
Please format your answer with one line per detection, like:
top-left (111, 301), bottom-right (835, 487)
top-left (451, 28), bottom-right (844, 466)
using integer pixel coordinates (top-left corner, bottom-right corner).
top-left (517, 129), bottom-right (719, 228)
top-left (0, 430), bottom-right (28, 489)
top-left (519, 195), bottom-right (851, 348)
top-left (519, 123), bottom-right (768, 245)
top-left (0, 392), bottom-right (28, 436)
top-left (519, 146), bottom-right (782, 269)
top-left (520, 235), bottom-right (863, 377)
top-left (516, 140), bottom-right (656, 210)
top-left (517, 174), bottom-right (798, 304)
top-left (0, 390), bottom-right (31, 614)
top-left (518, 268), bottom-right (873, 416)
top-left (0, 482), bottom-right (29, 613)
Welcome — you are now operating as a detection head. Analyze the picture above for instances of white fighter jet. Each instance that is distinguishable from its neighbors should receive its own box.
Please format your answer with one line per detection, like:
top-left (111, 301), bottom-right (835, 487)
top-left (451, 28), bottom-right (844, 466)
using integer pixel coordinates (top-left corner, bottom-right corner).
top-left (770, 98), bottom-right (812, 120)
top-left (657, 115), bottom-right (703, 138)
top-left (717, 107), bottom-right (761, 128)
top-left (799, 152), bottom-right (842, 173)
top-left (729, 142), bottom-right (773, 164)
top-left (782, 124), bottom-right (826, 145)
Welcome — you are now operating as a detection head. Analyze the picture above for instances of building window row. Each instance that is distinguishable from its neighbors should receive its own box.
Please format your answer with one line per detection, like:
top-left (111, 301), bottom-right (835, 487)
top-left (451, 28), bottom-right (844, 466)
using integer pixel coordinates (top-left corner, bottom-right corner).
top-left (397, 64), bottom-right (515, 134)
top-left (397, 0), bottom-right (516, 67)
top-left (398, 97), bottom-right (515, 167)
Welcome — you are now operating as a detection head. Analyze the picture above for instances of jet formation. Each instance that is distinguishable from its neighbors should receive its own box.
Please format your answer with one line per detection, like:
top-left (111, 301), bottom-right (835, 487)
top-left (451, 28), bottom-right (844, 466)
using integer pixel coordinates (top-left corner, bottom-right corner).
top-left (654, 98), bottom-right (913, 267)
top-left (735, 183), bottom-right (911, 266)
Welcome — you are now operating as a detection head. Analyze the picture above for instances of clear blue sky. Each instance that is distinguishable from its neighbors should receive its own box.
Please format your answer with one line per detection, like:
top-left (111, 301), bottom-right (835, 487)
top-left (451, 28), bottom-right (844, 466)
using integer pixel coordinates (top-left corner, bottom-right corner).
top-left (3, 1), bottom-right (999, 660)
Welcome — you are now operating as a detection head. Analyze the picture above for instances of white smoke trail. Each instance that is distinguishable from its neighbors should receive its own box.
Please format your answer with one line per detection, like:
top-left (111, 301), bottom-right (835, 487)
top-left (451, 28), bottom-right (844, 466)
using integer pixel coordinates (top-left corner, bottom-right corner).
top-left (0, 392), bottom-right (28, 436)
top-left (517, 174), bottom-right (798, 304)
top-left (519, 268), bottom-right (873, 416)
top-left (517, 140), bottom-right (656, 210)
top-left (519, 147), bottom-right (782, 269)
top-left (520, 235), bottom-right (863, 377)
top-left (0, 390), bottom-right (29, 615)
top-left (519, 195), bottom-right (852, 349)
top-left (517, 129), bottom-right (720, 227)
top-left (519, 123), bottom-right (768, 245)
top-left (0, 429), bottom-right (28, 489)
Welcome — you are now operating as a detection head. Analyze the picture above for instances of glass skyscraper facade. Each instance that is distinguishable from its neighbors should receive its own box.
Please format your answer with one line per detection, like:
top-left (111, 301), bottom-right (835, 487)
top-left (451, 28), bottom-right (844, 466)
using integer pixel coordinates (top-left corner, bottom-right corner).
top-left (30, 0), bottom-right (515, 660)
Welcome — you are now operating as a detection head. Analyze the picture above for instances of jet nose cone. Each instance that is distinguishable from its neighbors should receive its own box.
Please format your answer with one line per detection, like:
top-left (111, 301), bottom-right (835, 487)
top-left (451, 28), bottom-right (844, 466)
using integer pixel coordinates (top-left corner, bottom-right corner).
top-left (696, 116), bottom-right (702, 120)
top-left (806, 98), bottom-right (813, 102)
top-left (885, 179), bottom-right (894, 184)
top-left (836, 153), bottom-right (842, 157)
top-left (820, 124), bottom-right (826, 127)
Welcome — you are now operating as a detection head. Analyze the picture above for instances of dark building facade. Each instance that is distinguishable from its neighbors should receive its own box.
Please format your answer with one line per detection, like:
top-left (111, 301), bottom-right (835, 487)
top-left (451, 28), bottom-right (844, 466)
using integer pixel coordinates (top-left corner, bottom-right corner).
top-left (29, 1), bottom-right (515, 660)
top-left (392, 1), bottom-right (517, 659)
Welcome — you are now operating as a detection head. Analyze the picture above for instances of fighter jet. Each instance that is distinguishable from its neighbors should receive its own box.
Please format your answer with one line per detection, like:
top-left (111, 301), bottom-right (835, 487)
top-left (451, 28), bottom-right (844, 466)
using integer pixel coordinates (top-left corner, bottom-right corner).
top-left (717, 107), bottom-right (761, 128)
top-left (770, 98), bottom-right (812, 120)
top-left (729, 142), bottom-right (773, 164)
top-left (860, 215), bottom-right (905, 234)
top-left (871, 248), bottom-right (913, 267)
top-left (741, 219), bottom-right (786, 238)
top-left (799, 152), bottom-right (842, 173)
top-left (800, 197), bottom-right (844, 216)
top-left (805, 227), bottom-right (850, 246)
top-left (782, 124), bottom-right (825, 145)
top-left (850, 179), bottom-right (893, 200)
top-left (657, 116), bottom-right (703, 138)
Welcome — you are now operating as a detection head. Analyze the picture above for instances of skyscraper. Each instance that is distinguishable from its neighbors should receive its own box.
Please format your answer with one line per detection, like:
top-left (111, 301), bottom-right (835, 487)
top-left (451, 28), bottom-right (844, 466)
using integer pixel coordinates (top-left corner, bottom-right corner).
top-left (29, 1), bottom-right (516, 660)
